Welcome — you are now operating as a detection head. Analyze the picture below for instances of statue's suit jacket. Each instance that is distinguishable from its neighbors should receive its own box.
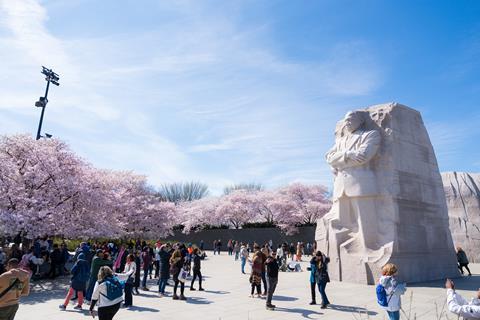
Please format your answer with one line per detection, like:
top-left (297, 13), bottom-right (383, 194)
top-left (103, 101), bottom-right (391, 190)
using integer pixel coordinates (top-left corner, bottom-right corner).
top-left (326, 129), bottom-right (381, 200)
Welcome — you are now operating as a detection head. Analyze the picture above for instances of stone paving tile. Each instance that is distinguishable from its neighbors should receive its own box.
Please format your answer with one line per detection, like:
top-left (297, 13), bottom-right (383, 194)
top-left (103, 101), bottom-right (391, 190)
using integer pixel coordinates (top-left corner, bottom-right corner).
top-left (15, 252), bottom-right (480, 320)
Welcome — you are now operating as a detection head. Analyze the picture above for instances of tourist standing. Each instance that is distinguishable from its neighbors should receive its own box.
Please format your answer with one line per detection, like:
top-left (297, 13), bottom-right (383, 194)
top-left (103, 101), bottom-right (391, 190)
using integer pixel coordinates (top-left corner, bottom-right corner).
top-left (233, 242), bottom-right (240, 261)
top-left (133, 251), bottom-right (141, 295)
top-left (260, 247), bottom-right (268, 296)
top-left (315, 251), bottom-right (330, 309)
top-left (90, 266), bottom-right (123, 320)
top-left (0, 259), bottom-right (30, 320)
top-left (117, 254), bottom-right (136, 307)
top-left (309, 254), bottom-right (318, 305)
top-left (190, 248), bottom-right (204, 291)
top-left (240, 244), bottom-right (248, 274)
top-left (289, 243), bottom-right (295, 260)
top-left (158, 245), bottom-right (171, 296)
top-left (48, 244), bottom-right (62, 279)
top-left (141, 247), bottom-right (152, 291)
top-left (249, 249), bottom-right (263, 298)
top-left (378, 263), bottom-right (404, 320)
top-left (154, 242), bottom-right (161, 279)
top-left (199, 240), bottom-right (204, 251)
top-left (265, 251), bottom-right (279, 310)
top-left (216, 239), bottom-right (222, 255)
top-left (456, 247), bottom-right (472, 276)
top-left (86, 250), bottom-right (112, 302)
top-left (170, 249), bottom-right (186, 300)
top-left (296, 242), bottom-right (303, 261)
top-left (59, 253), bottom-right (90, 311)
top-left (212, 240), bottom-right (217, 255)
top-left (227, 240), bottom-right (233, 256)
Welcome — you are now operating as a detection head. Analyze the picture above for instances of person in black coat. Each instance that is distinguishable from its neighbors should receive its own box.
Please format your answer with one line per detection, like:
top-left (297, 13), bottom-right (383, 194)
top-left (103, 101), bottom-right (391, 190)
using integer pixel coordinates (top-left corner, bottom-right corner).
top-left (190, 248), bottom-right (204, 291)
top-left (158, 244), bottom-right (171, 296)
top-left (49, 244), bottom-right (63, 279)
top-left (133, 250), bottom-right (141, 294)
top-left (315, 251), bottom-right (331, 309)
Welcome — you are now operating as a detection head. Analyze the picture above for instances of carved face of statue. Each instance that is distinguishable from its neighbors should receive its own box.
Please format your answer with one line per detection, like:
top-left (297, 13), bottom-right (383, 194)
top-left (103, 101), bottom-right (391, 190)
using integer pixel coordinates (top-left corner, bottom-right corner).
top-left (344, 111), bottom-right (364, 133)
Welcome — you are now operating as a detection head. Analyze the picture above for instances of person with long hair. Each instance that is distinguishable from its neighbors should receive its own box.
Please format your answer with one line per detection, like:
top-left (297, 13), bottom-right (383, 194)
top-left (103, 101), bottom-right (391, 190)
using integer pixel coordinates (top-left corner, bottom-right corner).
top-left (190, 248), bottom-right (204, 291)
top-left (169, 249), bottom-right (186, 300)
top-left (315, 251), bottom-right (330, 309)
top-left (456, 247), bottom-right (472, 276)
top-left (116, 254), bottom-right (136, 307)
top-left (89, 266), bottom-right (123, 320)
top-left (249, 247), bottom-right (263, 298)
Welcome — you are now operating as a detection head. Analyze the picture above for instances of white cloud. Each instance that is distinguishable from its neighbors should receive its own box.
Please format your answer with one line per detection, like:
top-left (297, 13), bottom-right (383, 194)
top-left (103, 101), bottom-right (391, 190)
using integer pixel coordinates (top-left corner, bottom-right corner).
top-left (0, 0), bottom-right (384, 194)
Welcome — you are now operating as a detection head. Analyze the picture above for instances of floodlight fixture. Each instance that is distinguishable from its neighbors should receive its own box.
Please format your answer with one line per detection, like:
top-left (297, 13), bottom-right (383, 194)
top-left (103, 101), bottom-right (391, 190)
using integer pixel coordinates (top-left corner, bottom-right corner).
top-left (35, 66), bottom-right (60, 140)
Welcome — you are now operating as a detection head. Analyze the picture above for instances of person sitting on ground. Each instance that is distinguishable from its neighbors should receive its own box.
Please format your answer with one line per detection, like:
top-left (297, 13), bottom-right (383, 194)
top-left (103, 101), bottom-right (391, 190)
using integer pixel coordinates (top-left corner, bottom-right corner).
top-left (457, 247), bottom-right (473, 276)
top-left (0, 258), bottom-right (30, 320)
top-left (446, 279), bottom-right (480, 319)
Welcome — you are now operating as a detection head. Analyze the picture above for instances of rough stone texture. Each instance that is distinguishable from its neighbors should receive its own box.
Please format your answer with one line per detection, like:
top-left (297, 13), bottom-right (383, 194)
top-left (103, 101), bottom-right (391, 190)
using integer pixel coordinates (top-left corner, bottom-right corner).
top-left (316, 102), bottom-right (460, 284)
top-left (161, 226), bottom-right (316, 250)
top-left (442, 171), bottom-right (480, 263)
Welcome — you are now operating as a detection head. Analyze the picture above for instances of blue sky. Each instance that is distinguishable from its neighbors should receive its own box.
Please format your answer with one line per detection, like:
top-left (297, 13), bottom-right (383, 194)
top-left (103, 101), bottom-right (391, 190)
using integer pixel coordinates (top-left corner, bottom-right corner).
top-left (0, 0), bottom-right (479, 194)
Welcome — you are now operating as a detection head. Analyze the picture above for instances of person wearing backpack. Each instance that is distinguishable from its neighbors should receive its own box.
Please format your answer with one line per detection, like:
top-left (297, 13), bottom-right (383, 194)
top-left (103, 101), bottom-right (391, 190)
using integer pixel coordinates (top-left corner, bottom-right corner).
top-left (377, 263), bottom-right (404, 320)
top-left (90, 266), bottom-right (123, 320)
top-left (59, 253), bottom-right (90, 311)
top-left (0, 258), bottom-right (30, 320)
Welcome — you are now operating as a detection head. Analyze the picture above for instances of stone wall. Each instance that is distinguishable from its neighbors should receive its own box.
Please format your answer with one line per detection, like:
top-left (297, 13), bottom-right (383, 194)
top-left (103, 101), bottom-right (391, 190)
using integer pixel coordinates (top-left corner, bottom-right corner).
top-left (161, 226), bottom-right (316, 250)
top-left (442, 172), bottom-right (480, 263)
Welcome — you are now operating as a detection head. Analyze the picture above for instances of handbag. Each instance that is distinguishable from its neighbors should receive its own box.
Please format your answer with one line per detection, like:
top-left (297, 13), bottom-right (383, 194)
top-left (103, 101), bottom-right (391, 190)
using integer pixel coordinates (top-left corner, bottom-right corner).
top-left (178, 267), bottom-right (189, 283)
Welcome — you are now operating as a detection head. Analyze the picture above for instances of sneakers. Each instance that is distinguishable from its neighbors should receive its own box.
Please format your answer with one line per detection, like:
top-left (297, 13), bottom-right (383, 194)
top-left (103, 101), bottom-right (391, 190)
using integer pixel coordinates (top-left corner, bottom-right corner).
top-left (58, 305), bottom-right (66, 310)
top-left (172, 294), bottom-right (179, 300)
top-left (179, 295), bottom-right (187, 301)
top-left (73, 305), bottom-right (82, 310)
top-left (198, 288), bottom-right (205, 291)
top-left (309, 301), bottom-right (316, 305)
top-left (266, 304), bottom-right (275, 310)
top-left (190, 287), bottom-right (196, 291)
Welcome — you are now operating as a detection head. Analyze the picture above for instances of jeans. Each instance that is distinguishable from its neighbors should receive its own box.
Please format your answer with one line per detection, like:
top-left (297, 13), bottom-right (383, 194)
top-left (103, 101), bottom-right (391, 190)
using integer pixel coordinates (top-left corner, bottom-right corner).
top-left (154, 261), bottom-right (160, 278)
top-left (387, 311), bottom-right (400, 320)
top-left (310, 282), bottom-right (316, 303)
top-left (241, 257), bottom-right (246, 273)
top-left (97, 302), bottom-right (121, 320)
top-left (190, 269), bottom-right (202, 289)
top-left (235, 251), bottom-right (239, 260)
top-left (124, 282), bottom-right (133, 306)
top-left (266, 276), bottom-right (278, 305)
top-left (158, 277), bottom-right (168, 294)
top-left (142, 269), bottom-right (148, 287)
top-left (317, 281), bottom-right (330, 306)
top-left (0, 304), bottom-right (19, 320)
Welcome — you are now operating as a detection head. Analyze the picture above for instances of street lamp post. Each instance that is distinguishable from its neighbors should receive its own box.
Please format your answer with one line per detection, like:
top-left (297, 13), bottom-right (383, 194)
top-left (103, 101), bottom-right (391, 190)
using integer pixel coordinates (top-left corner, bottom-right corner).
top-left (35, 66), bottom-right (60, 140)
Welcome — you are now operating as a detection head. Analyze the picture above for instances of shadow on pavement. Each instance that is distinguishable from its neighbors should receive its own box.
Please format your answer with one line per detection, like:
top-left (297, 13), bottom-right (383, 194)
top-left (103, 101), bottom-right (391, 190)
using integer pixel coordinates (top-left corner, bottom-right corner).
top-left (22, 277), bottom-right (70, 305)
top-left (328, 304), bottom-right (378, 316)
top-left (127, 305), bottom-right (159, 312)
top-left (273, 295), bottom-right (298, 301)
top-left (408, 274), bottom-right (480, 291)
top-left (185, 297), bottom-right (212, 305)
top-left (204, 290), bottom-right (229, 294)
top-left (275, 307), bottom-right (323, 319)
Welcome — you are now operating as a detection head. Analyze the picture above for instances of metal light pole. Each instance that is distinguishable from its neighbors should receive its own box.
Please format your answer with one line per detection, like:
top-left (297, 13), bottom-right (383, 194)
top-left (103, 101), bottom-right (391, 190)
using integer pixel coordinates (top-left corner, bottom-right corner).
top-left (35, 66), bottom-right (60, 140)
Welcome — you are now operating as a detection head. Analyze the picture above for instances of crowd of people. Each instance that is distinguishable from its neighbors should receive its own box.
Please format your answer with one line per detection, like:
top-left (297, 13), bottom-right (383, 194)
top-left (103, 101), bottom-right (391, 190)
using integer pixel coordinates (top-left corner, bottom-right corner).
top-left (0, 237), bottom-right (478, 320)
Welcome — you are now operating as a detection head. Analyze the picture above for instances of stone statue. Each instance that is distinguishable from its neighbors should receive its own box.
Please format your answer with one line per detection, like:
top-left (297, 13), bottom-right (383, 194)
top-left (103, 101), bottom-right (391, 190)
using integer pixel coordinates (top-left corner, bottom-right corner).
top-left (316, 103), bottom-right (460, 284)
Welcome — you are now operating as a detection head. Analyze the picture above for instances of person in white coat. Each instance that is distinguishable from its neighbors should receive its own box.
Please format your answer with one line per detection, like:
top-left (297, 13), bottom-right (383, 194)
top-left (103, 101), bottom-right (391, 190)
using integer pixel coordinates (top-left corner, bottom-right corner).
top-left (89, 266), bottom-right (123, 320)
top-left (446, 279), bottom-right (480, 319)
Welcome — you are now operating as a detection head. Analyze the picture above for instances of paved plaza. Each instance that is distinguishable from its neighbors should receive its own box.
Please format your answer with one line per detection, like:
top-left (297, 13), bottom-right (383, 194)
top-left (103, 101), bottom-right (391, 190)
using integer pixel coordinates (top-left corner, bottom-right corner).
top-left (15, 252), bottom-right (480, 320)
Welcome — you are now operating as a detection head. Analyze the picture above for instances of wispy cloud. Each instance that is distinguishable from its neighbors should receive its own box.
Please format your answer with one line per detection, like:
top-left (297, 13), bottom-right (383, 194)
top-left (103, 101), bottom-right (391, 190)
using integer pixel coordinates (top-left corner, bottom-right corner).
top-left (0, 0), bottom-right (384, 194)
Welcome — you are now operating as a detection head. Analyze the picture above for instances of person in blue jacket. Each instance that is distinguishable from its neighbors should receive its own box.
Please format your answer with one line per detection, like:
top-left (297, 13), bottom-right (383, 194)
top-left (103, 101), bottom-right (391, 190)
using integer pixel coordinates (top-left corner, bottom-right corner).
top-left (59, 253), bottom-right (90, 311)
